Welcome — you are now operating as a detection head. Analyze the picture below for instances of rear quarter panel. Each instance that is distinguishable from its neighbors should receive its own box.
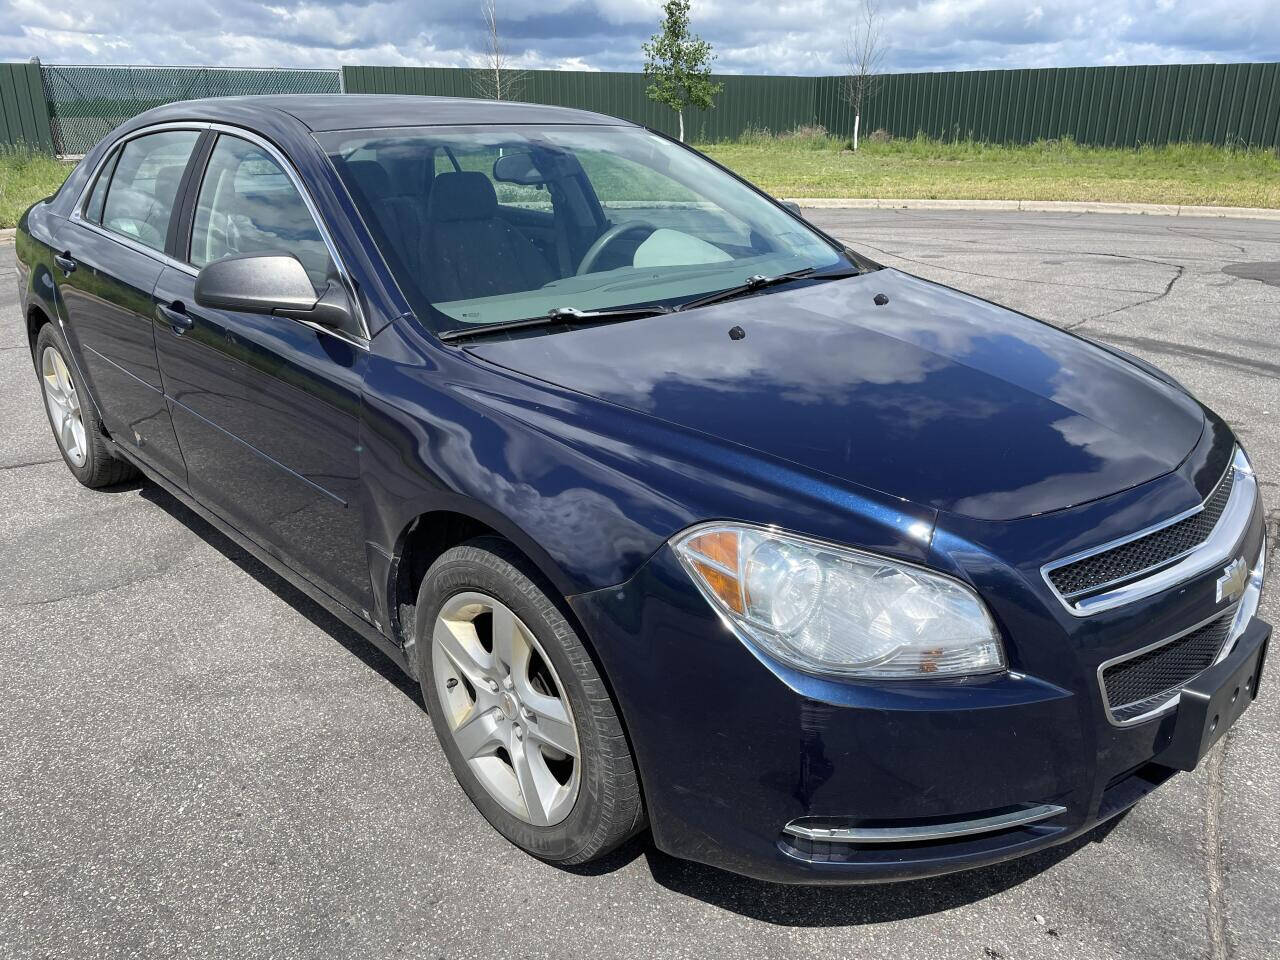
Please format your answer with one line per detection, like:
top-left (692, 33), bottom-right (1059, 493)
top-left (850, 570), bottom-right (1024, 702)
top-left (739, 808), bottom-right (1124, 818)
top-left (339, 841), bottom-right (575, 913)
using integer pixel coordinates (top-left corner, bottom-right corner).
top-left (14, 201), bottom-right (66, 346)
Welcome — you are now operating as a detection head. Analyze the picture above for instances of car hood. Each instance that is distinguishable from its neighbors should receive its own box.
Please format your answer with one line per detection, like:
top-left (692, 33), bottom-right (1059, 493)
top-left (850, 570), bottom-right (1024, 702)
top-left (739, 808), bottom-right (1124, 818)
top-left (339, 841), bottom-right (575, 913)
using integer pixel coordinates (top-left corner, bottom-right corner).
top-left (465, 269), bottom-right (1205, 521)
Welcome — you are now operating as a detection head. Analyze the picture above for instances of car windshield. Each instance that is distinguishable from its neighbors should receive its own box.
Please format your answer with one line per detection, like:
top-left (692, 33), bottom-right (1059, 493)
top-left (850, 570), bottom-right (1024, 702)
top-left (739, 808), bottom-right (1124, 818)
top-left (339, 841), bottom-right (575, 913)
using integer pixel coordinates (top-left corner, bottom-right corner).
top-left (317, 124), bottom-right (847, 334)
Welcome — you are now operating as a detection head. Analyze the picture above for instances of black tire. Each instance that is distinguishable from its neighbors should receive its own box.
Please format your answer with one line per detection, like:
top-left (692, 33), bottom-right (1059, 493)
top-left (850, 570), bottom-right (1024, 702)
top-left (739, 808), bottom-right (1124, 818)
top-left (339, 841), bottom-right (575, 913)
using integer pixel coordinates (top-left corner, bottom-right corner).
top-left (33, 322), bottom-right (138, 489)
top-left (416, 536), bottom-right (645, 864)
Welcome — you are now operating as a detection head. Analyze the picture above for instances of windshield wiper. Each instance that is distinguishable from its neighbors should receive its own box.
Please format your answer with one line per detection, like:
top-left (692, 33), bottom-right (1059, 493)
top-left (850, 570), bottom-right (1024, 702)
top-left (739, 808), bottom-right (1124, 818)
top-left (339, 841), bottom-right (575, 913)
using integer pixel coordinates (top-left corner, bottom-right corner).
top-left (438, 304), bottom-right (674, 342)
top-left (676, 265), bottom-right (860, 313)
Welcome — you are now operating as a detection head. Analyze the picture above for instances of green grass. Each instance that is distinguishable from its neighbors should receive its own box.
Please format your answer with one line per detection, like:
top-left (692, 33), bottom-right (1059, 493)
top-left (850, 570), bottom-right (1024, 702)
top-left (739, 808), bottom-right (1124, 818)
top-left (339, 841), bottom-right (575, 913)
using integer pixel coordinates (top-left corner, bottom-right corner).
top-left (4, 132), bottom-right (1277, 231)
top-left (698, 130), bottom-right (1280, 208)
top-left (1, 147), bottom-right (73, 229)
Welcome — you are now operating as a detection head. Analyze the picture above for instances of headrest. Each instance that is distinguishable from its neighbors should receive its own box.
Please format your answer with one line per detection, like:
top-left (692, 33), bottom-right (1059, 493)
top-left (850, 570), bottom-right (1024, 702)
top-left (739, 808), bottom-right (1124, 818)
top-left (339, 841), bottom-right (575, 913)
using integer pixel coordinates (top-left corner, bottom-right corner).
top-left (427, 171), bottom-right (498, 222)
top-left (344, 160), bottom-right (391, 202)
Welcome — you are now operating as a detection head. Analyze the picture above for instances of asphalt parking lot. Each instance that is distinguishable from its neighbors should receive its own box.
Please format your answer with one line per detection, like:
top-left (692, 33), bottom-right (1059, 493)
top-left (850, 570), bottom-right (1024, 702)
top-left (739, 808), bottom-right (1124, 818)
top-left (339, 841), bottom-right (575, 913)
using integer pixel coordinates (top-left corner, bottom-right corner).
top-left (2, 209), bottom-right (1278, 960)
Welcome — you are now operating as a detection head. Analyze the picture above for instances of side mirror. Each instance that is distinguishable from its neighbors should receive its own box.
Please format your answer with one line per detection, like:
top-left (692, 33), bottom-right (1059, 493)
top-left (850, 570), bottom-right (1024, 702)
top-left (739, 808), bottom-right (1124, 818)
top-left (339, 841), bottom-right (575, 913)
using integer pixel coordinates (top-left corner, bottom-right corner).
top-left (781, 200), bottom-right (804, 218)
top-left (492, 151), bottom-right (545, 186)
top-left (194, 252), bottom-right (350, 329)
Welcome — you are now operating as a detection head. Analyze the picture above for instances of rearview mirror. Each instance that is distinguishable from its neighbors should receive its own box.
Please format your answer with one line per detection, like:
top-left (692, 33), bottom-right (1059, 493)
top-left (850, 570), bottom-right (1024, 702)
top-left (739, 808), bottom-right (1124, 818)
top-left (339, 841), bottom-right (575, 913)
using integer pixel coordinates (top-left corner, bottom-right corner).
top-left (492, 151), bottom-right (545, 186)
top-left (194, 253), bottom-right (350, 329)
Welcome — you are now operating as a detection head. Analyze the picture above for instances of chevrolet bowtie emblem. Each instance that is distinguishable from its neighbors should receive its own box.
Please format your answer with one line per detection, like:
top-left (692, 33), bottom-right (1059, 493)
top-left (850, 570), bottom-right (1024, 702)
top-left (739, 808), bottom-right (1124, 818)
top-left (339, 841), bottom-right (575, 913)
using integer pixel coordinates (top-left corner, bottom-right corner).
top-left (1216, 557), bottom-right (1248, 604)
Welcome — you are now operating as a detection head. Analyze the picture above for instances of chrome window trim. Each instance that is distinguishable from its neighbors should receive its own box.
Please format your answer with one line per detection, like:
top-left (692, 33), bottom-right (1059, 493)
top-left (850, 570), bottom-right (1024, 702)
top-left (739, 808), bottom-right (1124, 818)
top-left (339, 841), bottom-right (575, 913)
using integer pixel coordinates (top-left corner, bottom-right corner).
top-left (69, 119), bottom-right (370, 350)
top-left (69, 121), bottom-right (210, 268)
top-left (782, 803), bottom-right (1067, 844)
top-left (1095, 603), bottom-right (1240, 727)
top-left (1041, 451), bottom-right (1256, 616)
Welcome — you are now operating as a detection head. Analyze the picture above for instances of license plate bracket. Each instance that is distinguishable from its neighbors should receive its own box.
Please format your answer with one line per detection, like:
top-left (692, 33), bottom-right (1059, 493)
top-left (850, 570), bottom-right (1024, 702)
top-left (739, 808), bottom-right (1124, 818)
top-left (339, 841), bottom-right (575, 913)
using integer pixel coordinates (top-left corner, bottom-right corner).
top-left (1155, 618), bottom-right (1270, 772)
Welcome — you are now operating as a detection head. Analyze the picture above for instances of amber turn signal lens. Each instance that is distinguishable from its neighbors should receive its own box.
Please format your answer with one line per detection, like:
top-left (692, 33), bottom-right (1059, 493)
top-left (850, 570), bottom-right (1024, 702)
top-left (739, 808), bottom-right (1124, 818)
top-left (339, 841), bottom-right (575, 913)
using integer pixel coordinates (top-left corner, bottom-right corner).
top-left (685, 529), bottom-right (739, 570)
top-left (683, 529), bottom-right (743, 613)
top-left (690, 558), bottom-right (744, 614)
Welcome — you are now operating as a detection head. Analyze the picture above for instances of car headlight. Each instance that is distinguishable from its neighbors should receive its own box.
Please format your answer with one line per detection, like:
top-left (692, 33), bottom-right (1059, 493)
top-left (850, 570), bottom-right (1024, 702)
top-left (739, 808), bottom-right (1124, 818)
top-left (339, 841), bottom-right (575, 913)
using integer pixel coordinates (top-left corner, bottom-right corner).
top-left (672, 523), bottom-right (1006, 679)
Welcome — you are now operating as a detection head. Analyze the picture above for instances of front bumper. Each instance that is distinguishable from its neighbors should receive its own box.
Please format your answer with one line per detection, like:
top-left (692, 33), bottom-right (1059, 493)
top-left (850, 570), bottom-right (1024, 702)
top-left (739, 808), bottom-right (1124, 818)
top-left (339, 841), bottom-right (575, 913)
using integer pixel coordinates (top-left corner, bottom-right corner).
top-left (570, 542), bottom-right (1271, 885)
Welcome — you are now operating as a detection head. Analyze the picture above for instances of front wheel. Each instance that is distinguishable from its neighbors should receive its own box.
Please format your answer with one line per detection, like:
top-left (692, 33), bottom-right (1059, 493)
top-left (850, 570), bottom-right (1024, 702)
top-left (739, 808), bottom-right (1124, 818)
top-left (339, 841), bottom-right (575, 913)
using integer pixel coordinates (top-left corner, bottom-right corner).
top-left (33, 323), bottom-right (137, 488)
top-left (416, 537), bottom-right (645, 864)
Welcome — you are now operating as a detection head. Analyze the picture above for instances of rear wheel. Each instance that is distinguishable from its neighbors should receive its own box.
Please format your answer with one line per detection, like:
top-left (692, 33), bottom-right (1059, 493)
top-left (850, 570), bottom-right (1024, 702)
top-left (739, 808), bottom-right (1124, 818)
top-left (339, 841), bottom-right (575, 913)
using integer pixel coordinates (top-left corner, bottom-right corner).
top-left (34, 323), bottom-right (137, 488)
top-left (416, 537), bottom-right (644, 864)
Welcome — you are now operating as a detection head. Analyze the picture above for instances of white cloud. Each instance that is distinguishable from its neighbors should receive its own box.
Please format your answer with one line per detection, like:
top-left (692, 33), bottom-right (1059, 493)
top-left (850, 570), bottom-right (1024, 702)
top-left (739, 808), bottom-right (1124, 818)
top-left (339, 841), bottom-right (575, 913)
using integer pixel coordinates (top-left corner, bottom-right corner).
top-left (0, 0), bottom-right (1276, 74)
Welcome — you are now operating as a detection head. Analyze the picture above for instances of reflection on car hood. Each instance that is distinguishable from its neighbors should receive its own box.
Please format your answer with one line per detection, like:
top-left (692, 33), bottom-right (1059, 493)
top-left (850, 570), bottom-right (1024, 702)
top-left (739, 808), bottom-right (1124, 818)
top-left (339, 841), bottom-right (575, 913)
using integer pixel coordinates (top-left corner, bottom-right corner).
top-left (465, 269), bottom-right (1205, 521)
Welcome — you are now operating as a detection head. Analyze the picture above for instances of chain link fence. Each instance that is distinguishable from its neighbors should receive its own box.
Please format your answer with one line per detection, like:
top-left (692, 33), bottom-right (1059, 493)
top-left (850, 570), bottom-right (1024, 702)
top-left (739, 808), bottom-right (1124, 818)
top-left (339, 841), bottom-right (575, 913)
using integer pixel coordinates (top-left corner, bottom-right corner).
top-left (40, 64), bottom-right (342, 157)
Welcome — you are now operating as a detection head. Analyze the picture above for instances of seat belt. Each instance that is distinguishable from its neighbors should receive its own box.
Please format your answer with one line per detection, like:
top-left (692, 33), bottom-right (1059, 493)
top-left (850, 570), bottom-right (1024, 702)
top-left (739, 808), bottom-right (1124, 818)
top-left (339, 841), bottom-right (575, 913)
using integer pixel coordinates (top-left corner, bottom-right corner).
top-left (550, 185), bottom-right (573, 277)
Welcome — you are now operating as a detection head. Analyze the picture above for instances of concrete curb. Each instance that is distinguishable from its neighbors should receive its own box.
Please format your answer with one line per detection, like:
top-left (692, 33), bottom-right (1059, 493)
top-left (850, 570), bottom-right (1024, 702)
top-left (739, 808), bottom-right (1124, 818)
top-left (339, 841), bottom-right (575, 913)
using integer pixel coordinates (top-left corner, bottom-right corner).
top-left (788, 197), bottom-right (1280, 220)
top-left (3, 200), bottom-right (1274, 245)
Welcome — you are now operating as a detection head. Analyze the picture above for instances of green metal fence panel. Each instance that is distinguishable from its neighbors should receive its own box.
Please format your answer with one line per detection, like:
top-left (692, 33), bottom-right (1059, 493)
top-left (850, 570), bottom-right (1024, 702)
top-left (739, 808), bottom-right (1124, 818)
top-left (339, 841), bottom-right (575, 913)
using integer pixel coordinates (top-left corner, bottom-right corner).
top-left (343, 62), bottom-right (1280, 149)
top-left (346, 65), bottom-right (820, 141)
top-left (0, 63), bottom-right (54, 152)
top-left (837, 61), bottom-right (1279, 147)
top-left (13, 59), bottom-right (1278, 154)
top-left (40, 64), bottom-right (341, 156)
top-left (342, 65), bottom-right (824, 141)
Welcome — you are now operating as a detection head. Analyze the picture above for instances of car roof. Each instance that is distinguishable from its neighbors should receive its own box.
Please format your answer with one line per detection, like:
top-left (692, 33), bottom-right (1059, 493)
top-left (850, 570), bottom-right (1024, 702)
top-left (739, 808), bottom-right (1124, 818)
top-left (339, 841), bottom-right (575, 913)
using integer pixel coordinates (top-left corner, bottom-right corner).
top-left (137, 94), bottom-right (635, 132)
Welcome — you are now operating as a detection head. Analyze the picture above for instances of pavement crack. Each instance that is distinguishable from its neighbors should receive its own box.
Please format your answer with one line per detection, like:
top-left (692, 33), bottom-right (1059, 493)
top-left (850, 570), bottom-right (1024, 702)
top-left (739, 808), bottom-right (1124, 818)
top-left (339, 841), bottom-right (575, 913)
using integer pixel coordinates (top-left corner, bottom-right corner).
top-left (1165, 225), bottom-right (1248, 256)
top-left (1064, 332), bottom-right (1280, 380)
top-left (12, 567), bottom-right (176, 609)
top-left (1264, 508), bottom-right (1280, 553)
top-left (1204, 735), bottom-right (1231, 960)
top-left (853, 241), bottom-right (1170, 295)
top-left (0, 457), bottom-right (61, 471)
top-left (1067, 264), bottom-right (1185, 328)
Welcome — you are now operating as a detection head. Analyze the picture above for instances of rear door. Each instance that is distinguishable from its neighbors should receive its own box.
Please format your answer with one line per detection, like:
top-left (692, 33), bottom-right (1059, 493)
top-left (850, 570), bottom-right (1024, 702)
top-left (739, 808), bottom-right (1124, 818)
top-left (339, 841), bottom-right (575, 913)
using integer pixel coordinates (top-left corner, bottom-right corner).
top-left (55, 128), bottom-right (203, 485)
top-left (152, 131), bottom-right (372, 613)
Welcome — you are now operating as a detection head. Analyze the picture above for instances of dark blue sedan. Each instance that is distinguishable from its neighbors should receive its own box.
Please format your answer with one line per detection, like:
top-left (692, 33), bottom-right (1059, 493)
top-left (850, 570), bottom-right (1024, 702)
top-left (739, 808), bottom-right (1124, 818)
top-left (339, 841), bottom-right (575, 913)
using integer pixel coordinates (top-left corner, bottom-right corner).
top-left (13, 95), bottom-right (1269, 884)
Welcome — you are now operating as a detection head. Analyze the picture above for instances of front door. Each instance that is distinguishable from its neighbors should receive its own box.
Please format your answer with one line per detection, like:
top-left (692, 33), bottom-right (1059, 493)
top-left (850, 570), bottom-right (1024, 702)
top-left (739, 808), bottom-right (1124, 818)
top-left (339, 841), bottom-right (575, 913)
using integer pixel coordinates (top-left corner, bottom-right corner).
top-left (153, 132), bottom-right (371, 613)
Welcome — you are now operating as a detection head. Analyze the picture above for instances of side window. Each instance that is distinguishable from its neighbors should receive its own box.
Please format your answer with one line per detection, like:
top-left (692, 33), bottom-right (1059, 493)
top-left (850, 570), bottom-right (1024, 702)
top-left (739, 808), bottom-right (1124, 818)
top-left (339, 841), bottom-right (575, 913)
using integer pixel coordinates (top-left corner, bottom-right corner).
top-left (99, 130), bottom-right (201, 251)
top-left (83, 150), bottom-right (118, 225)
top-left (189, 135), bottom-right (333, 290)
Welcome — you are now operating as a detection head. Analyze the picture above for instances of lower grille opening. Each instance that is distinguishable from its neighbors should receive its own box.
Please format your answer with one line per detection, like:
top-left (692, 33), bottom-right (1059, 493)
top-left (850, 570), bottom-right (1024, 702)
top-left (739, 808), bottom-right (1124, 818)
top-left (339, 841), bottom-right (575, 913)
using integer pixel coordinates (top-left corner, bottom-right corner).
top-left (1101, 609), bottom-right (1236, 722)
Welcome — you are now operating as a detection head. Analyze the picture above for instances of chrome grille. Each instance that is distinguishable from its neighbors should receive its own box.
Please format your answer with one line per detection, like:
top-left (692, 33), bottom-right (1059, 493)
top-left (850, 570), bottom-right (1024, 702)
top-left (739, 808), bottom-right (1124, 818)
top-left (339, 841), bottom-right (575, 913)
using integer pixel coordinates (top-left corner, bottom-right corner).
top-left (1101, 610), bottom-right (1235, 723)
top-left (1049, 467), bottom-right (1235, 598)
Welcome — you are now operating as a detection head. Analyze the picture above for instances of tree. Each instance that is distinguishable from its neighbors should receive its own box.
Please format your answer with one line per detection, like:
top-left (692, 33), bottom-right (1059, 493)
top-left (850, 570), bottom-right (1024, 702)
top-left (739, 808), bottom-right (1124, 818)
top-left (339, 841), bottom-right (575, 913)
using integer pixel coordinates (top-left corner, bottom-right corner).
top-left (642, 0), bottom-right (723, 142)
top-left (472, 0), bottom-right (527, 102)
top-left (842, 0), bottom-right (885, 150)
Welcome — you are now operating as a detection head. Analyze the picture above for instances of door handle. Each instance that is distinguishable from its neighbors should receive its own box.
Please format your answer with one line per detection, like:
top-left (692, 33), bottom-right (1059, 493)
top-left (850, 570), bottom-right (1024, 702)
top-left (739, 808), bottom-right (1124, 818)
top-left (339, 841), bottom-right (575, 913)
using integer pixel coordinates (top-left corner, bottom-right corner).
top-left (54, 252), bottom-right (77, 275)
top-left (158, 303), bottom-right (194, 334)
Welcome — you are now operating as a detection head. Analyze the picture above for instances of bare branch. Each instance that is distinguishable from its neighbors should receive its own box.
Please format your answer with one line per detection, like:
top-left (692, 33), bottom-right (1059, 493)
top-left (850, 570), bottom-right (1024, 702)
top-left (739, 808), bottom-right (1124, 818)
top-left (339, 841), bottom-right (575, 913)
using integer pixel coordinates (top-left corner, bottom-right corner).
top-left (841, 0), bottom-right (885, 145)
top-left (472, 0), bottom-right (528, 102)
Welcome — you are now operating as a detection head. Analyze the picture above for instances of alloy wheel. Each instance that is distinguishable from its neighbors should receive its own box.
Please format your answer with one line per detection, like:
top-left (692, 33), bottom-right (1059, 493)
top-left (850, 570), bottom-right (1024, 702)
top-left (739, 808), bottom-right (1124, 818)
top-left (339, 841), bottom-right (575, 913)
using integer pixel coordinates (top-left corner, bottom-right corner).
top-left (41, 346), bottom-right (87, 467)
top-left (432, 591), bottom-right (581, 826)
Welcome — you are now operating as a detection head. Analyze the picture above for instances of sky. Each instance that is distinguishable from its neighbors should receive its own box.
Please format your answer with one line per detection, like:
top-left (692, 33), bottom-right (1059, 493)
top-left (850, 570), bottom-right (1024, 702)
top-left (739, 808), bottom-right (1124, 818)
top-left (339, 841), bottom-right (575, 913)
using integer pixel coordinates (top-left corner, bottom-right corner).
top-left (1, 0), bottom-right (1277, 76)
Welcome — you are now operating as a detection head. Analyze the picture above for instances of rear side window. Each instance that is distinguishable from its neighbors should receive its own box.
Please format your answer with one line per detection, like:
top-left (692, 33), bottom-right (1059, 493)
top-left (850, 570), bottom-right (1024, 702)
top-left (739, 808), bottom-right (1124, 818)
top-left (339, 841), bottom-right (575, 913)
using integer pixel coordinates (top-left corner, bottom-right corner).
top-left (189, 135), bottom-right (333, 290)
top-left (83, 150), bottom-right (118, 224)
top-left (99, 130), bottom-right (201, 252)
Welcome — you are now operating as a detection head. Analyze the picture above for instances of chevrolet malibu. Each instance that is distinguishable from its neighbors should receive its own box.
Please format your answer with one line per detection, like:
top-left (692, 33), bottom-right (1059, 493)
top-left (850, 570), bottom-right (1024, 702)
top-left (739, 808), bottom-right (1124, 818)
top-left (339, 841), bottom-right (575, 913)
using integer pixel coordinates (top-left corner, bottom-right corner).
top-left (14, 96), bottom-right (1269, 883)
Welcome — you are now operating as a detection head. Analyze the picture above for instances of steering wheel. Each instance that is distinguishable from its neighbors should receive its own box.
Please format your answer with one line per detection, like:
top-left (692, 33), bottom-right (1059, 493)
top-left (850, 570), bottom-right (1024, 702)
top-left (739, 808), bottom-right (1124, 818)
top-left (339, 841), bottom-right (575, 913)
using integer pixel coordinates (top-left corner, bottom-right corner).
top-left (576, 220), bottom-right (658, 276)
